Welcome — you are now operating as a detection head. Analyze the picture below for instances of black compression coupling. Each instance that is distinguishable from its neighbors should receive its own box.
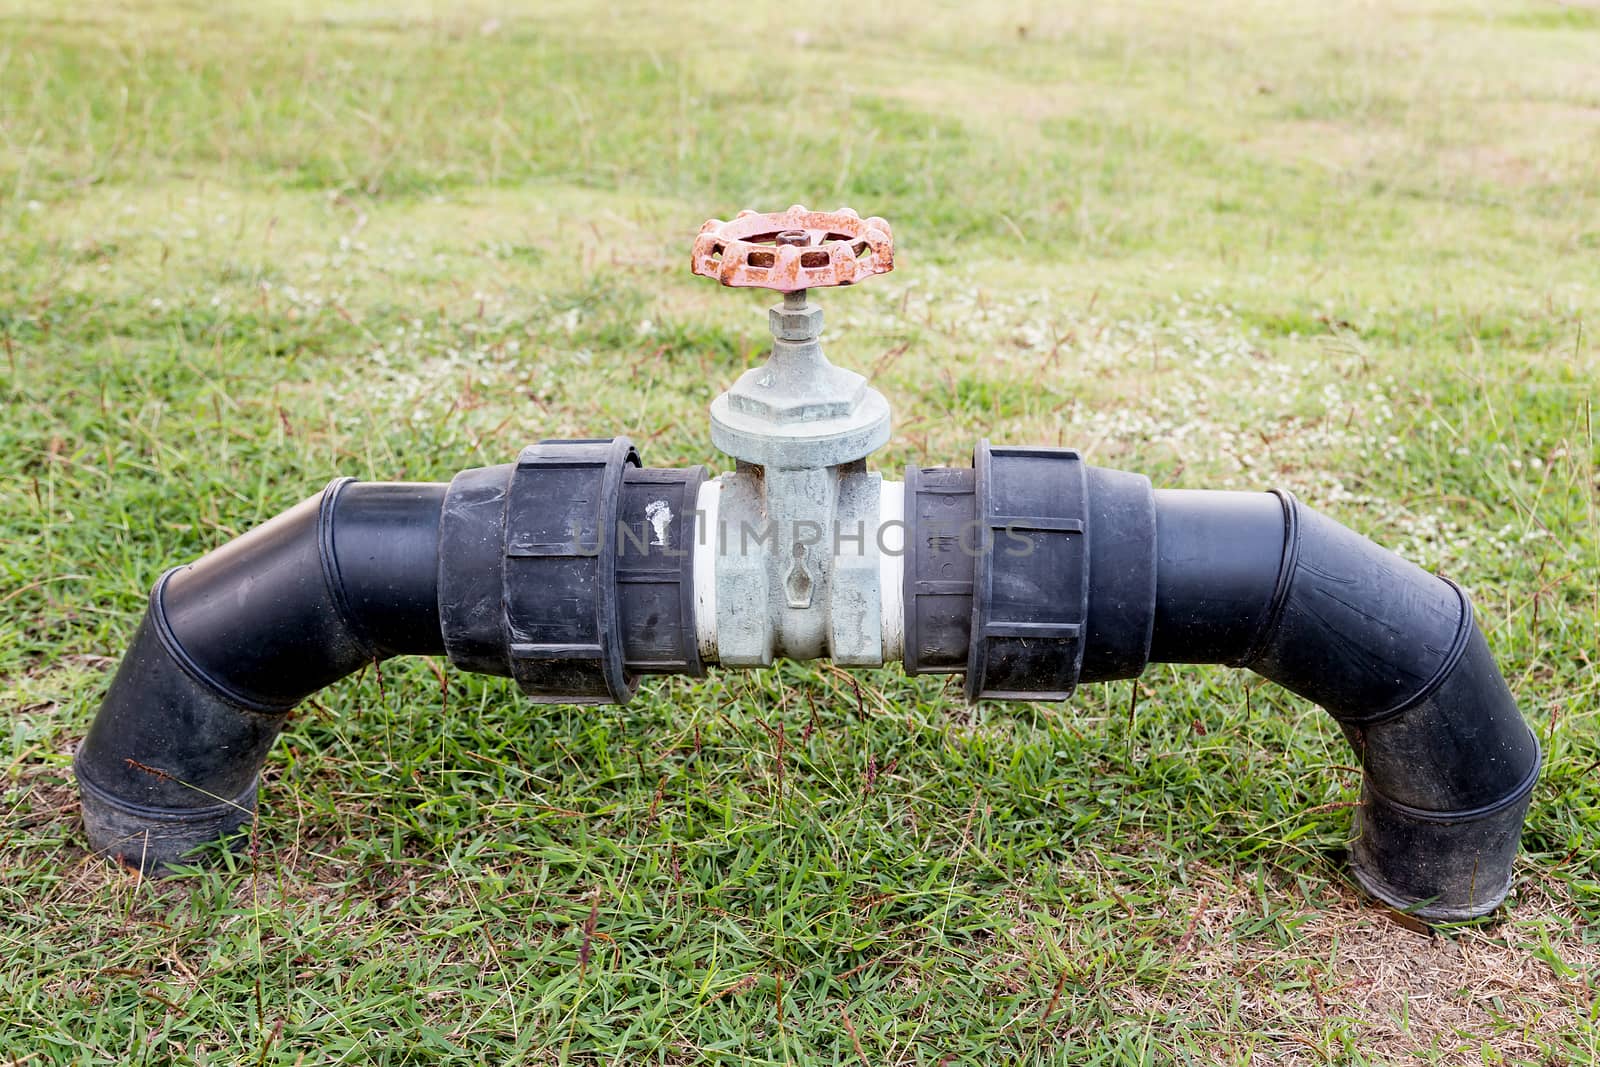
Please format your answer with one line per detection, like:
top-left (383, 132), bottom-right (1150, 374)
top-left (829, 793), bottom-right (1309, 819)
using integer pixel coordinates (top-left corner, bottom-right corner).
top-left (903, 441), bottom-right (1155, 697)
top-left (437, 438), bottom-right (705, 704)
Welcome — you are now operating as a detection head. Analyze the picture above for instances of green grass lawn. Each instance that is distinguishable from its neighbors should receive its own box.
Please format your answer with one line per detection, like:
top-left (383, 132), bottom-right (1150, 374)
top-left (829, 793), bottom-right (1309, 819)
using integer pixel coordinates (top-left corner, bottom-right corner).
top-left (2, 0), bottom-right (1598, 1062)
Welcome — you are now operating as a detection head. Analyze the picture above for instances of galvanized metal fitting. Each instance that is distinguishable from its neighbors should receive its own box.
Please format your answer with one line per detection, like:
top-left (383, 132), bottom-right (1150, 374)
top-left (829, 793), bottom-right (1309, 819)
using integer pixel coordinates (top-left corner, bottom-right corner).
top-left (710, 289), bottom-right (891, 471)
top-left (692, 208), bottom-right (901, 668)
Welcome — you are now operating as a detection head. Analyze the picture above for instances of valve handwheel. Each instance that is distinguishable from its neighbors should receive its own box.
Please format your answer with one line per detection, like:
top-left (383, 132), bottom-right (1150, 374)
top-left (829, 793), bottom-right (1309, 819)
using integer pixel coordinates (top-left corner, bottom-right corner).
top-left (691, 205), bottom-right (893, 292)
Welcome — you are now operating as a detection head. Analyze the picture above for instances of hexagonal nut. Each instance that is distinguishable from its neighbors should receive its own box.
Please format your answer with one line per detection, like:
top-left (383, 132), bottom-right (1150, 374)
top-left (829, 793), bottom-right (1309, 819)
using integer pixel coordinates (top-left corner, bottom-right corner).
top-left (769, 304), bottom-right (823, 342)
top-left (727, 390), bottom-right (854, 423)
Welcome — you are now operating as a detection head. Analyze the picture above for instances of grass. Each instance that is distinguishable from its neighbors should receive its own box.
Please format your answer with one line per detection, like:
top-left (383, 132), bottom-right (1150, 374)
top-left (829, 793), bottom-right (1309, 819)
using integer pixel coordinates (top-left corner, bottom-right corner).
top-left (1, 0), bottom-right (1598, 1062)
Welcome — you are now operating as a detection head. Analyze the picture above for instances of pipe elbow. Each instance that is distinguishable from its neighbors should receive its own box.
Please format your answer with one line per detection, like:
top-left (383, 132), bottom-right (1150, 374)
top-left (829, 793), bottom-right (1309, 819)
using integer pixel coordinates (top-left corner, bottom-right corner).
top-left (1151, 488), bottom-right (1540, 919)
top-left (74, 480), bottom-right (446, 872)
top-left (1239, 496), bottom-right (1539, 919)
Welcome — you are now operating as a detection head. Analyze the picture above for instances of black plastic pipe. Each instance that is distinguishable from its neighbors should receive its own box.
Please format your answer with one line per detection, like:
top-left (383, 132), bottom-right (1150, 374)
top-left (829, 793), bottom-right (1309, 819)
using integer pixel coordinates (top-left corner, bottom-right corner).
top-left (906, 444), bottom-right (1539, 920)
top-left (1148, 487), bottom-right (1540, 920)
top-left (75, 440), bottom-right (703, 871)
top-left (78, 439), bottom-right (1538, 920)
top-left (73, 479), bottom-right (447, 871)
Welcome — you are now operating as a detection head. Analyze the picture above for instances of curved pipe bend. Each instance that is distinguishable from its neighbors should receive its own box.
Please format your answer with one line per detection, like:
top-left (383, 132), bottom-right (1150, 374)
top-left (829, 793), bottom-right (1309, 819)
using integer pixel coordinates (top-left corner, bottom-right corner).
top-left (73, 479), bottom-right (447, 871)
top-left (73, 443), bottom-right (702, 872)
top-left (1144, 487), bottom-right (1539, 920)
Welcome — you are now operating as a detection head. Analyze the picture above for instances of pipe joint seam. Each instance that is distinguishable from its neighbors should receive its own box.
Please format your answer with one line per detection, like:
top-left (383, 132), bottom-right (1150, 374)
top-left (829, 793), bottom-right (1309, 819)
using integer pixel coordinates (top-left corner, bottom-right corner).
top-left (1360, 734), bottom-right (1541, 823)
top-left (77, 766), bottom-right (259, 870)
top-left (1230, 488), bottom-right (1300, 670)
top-left (316, 476), bottom-right (384, 663)
top-left (1351, 734), bottom-right (1542, 920)
top-left (149, 569), bottom-right (297, 715)
top-left (1338, 578), bottom-right (1476, 729)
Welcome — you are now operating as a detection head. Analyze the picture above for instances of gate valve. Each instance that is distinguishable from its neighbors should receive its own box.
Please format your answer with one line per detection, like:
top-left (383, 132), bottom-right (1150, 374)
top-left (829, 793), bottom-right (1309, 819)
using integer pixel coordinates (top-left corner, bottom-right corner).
top-left (687, 206), bottom-right (900, 668)
top-left (71, 197), bottom-right (1544, 924)
top-left (691, 205), bottom-right (894, 291)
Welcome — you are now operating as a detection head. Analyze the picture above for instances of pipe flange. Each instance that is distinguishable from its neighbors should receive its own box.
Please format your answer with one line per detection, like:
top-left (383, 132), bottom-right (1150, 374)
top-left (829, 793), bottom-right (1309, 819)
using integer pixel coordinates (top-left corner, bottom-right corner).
top-left (902, 464), bottom-right (977, 675)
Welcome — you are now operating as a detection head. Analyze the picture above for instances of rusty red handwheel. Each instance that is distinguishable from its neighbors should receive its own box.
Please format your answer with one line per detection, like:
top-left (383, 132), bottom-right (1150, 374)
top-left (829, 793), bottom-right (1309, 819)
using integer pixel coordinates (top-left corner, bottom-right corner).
top-left (690, 205), bottom-right (893, 292)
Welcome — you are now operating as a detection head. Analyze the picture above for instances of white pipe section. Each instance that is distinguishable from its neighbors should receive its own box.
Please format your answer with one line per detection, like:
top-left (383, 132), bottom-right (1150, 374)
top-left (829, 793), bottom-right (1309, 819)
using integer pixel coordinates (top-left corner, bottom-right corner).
top-left (693, 476), bottom-right (721, 663)
top-left (877, 478), bottom-right (905, 664)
